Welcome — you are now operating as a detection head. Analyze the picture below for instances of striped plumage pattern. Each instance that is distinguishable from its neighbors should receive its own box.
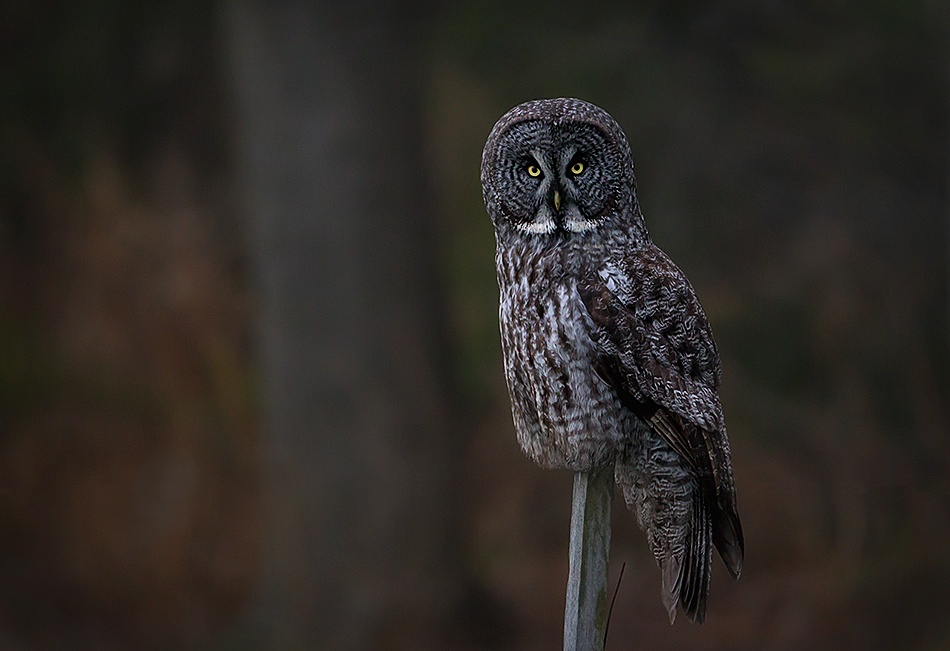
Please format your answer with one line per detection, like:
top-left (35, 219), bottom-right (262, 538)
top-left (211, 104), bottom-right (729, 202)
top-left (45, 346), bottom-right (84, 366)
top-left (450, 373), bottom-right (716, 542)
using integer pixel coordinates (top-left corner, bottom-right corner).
top-left (483, 98), bottom-right (743, 623)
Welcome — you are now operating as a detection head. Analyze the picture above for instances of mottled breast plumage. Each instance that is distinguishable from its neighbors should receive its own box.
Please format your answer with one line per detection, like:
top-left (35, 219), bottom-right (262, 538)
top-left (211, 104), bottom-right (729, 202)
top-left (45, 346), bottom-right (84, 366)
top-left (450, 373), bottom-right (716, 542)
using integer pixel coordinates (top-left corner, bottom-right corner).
top-left (496, 241), bottom-right (642, 470)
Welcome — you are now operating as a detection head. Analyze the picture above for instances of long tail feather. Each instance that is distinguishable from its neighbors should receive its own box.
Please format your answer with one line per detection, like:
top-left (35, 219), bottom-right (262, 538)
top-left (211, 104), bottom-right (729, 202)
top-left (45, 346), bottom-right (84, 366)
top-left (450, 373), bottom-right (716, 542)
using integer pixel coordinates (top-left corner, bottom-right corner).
top-left (677, 492), bottom-right (711, 623)
top-left (661, 554), bottom-right (681, 624)
top-left (712, 499), bottom-right (744, 579)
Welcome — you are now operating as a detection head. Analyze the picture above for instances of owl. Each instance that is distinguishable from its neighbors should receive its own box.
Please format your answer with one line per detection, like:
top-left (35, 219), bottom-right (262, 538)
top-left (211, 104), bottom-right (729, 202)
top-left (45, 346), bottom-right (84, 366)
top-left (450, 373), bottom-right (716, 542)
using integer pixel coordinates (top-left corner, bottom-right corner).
top-left (481, 98), bottom-right (743, 623)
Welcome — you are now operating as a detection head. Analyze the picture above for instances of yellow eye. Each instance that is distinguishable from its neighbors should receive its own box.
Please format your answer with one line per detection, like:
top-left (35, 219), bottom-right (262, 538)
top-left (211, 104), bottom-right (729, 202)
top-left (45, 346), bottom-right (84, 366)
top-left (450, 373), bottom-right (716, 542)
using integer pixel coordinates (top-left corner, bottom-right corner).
top-left (527, 165), bottom-right (541, 177)
top-left (570, 162), bottom-right (585, 175)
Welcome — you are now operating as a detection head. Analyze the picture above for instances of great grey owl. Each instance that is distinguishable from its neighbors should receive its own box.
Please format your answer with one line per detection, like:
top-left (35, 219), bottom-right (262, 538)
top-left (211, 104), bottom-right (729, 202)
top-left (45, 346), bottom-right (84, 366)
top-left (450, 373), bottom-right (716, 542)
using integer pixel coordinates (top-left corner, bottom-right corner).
top-left (481, 98), bottom-right (743, 623)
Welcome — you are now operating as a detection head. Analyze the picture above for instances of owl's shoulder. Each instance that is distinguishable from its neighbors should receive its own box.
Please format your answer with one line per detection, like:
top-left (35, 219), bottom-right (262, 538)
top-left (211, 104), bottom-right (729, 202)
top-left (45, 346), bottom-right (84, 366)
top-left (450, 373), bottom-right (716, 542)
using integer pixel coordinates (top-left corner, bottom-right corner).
top-left (580, 241), bottom-right (722, 389)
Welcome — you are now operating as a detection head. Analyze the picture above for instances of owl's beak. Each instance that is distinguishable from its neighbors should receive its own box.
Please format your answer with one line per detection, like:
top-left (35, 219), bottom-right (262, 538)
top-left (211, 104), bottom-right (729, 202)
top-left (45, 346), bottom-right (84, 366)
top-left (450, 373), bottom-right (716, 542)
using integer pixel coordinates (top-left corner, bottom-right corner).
top-left (553, 190), bottom-right (561, 212)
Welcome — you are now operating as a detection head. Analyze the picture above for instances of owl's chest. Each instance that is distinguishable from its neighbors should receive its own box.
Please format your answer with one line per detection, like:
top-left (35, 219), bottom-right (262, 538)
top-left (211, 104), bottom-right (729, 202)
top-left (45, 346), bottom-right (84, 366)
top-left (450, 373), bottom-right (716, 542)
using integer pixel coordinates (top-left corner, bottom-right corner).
top-left (499, 274), bottom-right (594, 368)
top-left (497, 263), bottom-right (629, 468)
top-left (496, 246), bottom-right (601, 382)
top-left (499, 268), bottom-right (604, 406)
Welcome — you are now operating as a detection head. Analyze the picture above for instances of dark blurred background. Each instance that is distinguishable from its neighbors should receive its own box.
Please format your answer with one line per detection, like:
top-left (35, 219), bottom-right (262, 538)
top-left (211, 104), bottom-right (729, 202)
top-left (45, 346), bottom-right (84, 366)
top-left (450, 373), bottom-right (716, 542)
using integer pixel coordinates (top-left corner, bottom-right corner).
top-left (1, 1), bottom-right (948, 649)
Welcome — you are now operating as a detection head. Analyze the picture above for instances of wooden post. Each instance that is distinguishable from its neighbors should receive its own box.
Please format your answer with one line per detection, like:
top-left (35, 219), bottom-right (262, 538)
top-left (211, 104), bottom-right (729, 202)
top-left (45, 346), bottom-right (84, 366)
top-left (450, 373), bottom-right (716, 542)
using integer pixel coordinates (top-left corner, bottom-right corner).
top-left (564, 466), bottom-right (614, 651)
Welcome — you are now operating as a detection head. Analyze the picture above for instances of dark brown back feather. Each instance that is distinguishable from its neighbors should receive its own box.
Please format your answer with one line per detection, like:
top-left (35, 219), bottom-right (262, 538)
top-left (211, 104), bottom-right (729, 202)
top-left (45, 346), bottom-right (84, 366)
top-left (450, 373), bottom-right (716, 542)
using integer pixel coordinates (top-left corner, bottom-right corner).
top-left (579, 266), bottom-right (744, 579)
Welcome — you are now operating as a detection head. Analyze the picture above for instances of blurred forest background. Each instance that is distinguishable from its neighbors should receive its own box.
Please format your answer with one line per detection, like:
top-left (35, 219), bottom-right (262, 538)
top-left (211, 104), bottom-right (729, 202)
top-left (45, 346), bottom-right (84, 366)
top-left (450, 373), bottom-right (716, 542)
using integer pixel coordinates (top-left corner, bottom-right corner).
top-left (1, 1), bottom-right (948, 649)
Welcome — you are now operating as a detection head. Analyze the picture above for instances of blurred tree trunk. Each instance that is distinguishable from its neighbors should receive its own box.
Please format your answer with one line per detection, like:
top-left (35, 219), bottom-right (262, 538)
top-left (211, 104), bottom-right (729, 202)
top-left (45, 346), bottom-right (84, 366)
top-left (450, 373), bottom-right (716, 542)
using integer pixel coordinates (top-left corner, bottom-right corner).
top-left (224, 2), bottom-right (458, 648)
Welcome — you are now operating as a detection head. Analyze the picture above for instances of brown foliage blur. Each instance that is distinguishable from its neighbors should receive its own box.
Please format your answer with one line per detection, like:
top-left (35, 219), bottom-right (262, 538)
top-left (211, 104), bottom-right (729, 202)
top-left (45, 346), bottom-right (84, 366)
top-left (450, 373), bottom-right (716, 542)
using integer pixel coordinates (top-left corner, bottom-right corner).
top-left (0, 149), bottom-right (259, 648)
top-left (1, 6), bottom-right (258, 647)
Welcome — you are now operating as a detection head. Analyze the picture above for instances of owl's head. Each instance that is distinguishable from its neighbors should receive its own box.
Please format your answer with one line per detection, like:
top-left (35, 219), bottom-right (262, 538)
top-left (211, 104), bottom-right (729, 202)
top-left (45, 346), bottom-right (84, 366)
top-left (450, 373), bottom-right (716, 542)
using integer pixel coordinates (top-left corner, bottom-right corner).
top-left (481, 98), bottom-right (644, 241)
